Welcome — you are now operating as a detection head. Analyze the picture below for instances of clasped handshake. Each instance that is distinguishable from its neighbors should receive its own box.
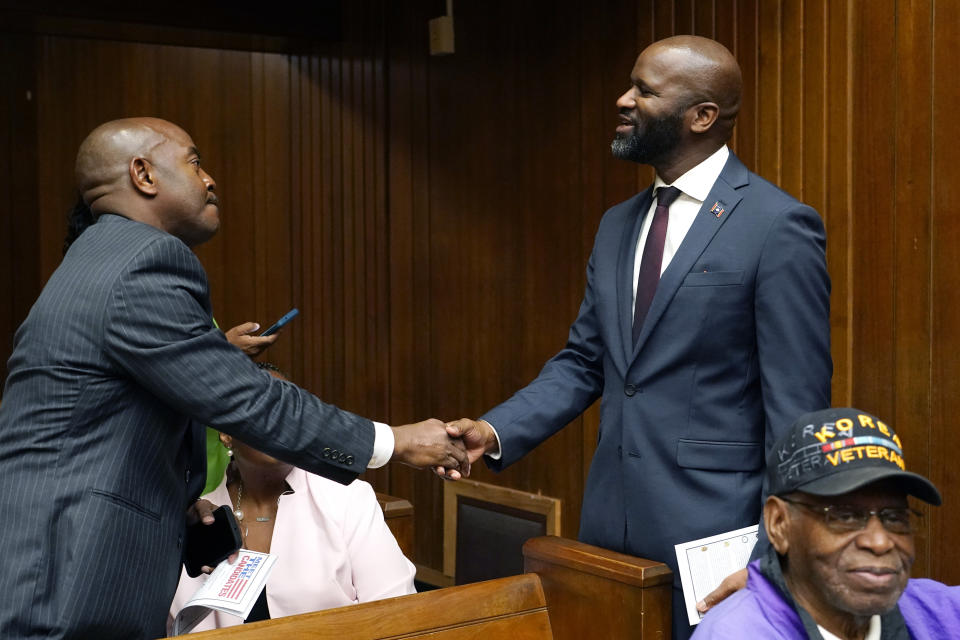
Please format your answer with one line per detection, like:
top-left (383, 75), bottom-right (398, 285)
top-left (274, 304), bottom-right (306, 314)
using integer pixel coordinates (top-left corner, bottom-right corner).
top-left (390, 418), bottom-right (499, 480)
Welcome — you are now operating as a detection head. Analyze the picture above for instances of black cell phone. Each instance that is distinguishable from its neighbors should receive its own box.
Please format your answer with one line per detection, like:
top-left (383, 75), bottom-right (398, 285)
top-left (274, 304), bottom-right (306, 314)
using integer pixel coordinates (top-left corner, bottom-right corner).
top-left (183, 505), bottom-right (243, 577)
top-left (259, 308), bottom-right (299, 336)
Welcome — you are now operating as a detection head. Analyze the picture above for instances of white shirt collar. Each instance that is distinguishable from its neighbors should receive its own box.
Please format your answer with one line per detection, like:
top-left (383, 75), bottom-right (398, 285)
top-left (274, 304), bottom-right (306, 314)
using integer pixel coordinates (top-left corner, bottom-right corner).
top-left (652, 145), bottom-right (729, 203)
top-left (817, 615), bottom-right (881, 640)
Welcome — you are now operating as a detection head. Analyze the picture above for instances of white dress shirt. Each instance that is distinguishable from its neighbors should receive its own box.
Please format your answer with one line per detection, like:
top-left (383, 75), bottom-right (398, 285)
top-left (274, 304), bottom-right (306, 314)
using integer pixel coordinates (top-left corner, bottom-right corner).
top-left (631, 145), bottom-right (729, 318)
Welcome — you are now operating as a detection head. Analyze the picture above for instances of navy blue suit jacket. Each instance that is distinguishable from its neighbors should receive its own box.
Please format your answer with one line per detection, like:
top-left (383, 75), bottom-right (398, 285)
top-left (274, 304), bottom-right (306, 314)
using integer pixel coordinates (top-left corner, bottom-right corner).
top-left (0, 215), bottom-right (375, 639)
top-left (483, 152), bottom-right (831, 635)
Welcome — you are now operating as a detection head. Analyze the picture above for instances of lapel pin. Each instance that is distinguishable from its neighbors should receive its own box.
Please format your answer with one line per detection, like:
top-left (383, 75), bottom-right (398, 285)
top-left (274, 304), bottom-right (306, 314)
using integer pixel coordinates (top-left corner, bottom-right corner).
top-left (709, 201), bottom-right (726, 218)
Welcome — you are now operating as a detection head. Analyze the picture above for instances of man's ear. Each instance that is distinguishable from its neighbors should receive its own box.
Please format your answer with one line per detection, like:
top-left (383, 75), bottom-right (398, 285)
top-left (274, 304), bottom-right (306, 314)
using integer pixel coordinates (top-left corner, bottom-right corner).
top-left (688, 102), bottom-right (720, 133)
top-left (765, 496), bottom-right (791, 555)
top-left (130, 157), bottom-right (158, 196)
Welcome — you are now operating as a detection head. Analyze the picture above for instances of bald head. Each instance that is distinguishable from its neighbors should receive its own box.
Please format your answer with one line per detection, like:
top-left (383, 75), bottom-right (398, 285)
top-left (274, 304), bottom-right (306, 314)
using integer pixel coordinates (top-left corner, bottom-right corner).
top-left (644, 35), bottom-right (742, 135)
top-left (73, 117), bottom-right (220, 246)
top-left (75, 117), bottom-right (180, 208)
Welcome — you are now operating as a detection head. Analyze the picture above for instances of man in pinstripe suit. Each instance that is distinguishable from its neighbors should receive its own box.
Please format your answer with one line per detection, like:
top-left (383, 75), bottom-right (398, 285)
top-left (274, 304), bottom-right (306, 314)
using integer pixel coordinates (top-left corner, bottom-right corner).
top-left (0, 117), bottom-right (467, 639)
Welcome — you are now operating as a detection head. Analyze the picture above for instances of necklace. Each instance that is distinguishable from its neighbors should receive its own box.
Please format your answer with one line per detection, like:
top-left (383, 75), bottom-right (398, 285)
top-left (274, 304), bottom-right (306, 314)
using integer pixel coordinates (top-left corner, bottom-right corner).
top-left (233, 479), bottom-right (272, 523)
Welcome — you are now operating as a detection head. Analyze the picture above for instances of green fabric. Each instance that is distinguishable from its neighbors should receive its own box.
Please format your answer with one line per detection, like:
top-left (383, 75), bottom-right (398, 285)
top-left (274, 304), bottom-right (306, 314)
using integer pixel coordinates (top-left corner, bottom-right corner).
top-left (204, 427), bottom-right (230, 495)
top-left (203, 316), bottom-right (227, 495)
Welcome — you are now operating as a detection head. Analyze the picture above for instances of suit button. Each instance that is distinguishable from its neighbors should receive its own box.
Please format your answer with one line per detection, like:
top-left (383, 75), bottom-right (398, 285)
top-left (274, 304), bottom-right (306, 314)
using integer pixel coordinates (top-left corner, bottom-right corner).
top-left (322, 447), bottom-right (331, 458)
top-left (338, 453), bottom-right (347, 463)
top-left (624, 384), bottom-right (636, 397)
top-left (346, 455), bottom-right (354, 466)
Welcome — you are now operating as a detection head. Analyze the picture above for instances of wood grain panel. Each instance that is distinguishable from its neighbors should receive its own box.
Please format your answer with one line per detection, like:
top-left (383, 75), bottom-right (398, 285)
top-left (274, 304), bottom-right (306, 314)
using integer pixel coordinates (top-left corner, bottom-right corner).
top-left (893, 0), bottom-right (934, 577)
top-left (0, 34), bottom-right (40, 388)
top-left (850, 2), bottom-right (896, 422)
top-left (930, 0), bottom-right (960, 584)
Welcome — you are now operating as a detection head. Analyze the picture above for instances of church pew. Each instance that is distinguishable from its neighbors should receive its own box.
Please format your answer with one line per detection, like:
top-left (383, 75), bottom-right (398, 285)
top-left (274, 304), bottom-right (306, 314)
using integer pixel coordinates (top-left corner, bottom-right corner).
top-left (523, 535), bottom-right (673, 640)
top-left (181, 573), bottom-right (553, 640)
top-left (174, 536), bottom-right (672, 639)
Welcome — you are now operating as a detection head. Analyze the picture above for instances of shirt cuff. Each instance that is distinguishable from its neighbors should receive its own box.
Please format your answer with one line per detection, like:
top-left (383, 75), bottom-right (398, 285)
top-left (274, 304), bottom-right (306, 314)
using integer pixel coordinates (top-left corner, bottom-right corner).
top-left (481, 419), bottom-right (503, 460)
top-left (367, 421), bottom-right (394, 469)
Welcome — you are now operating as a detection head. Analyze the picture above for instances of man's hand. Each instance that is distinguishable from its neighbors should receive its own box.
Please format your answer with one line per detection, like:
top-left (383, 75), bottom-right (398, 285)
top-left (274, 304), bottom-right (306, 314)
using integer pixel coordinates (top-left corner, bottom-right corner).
top-left (391, 419), bottom-right (470, 476)
top-left (697, 567), bottom-right (747, 614)
top-left (431, 419), bottom-right (498, 480)
top-left (224, 322), bottom-right (278, 357)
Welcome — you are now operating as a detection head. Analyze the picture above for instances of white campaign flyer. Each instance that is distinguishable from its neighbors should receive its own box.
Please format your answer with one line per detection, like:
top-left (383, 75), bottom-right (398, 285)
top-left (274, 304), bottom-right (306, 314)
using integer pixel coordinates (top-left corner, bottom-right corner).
top-left (674, 524), bottom-right (759, 626)
top-left (171, 549), bottom-right (277, 635)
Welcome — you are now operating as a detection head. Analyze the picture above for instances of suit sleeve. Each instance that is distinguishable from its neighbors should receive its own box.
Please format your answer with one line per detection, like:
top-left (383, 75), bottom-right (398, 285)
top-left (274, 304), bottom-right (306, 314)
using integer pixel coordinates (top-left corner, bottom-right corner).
top-left (755, 202), bottom-right (832, 447)
top-left (481, 247), bottom-right (606, 469)
top-left (102, 235), bottom-right (374, 484)
top-left (752, 202), bottom-right (832, 558)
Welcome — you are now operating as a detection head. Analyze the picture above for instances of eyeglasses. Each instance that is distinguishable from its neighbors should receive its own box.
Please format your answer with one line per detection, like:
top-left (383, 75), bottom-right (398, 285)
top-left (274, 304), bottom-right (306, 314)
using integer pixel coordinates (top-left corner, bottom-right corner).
top-left (780, 497), bottom-right (922, 535)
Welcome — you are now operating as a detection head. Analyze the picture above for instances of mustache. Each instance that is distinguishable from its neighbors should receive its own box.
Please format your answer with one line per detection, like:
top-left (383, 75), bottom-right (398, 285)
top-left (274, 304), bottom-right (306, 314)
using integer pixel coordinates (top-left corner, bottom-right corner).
top-left (207, 194), bottom-right (219, 206)
top-left (618, 109), bottom-right (637, 126)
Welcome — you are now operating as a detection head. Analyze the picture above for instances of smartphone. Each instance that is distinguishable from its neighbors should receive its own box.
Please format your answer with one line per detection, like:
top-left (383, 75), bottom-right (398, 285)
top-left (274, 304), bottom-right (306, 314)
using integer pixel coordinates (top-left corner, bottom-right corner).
top-left (183, 505), bottom-right (243, 577)
top-left (259, 308), bottom-right (299, 336)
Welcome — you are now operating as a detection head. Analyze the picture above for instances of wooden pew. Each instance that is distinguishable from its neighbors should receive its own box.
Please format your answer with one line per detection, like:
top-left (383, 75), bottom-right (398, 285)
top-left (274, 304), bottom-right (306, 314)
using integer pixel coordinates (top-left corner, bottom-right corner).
top-left (375, 493), bottom-right (414, 559)
top-left (182, 573), bottom-right (553, 639)
top-left (523, 535), bottom-right (673, 640)
top-left (174, 536), bottom-right (672, 640)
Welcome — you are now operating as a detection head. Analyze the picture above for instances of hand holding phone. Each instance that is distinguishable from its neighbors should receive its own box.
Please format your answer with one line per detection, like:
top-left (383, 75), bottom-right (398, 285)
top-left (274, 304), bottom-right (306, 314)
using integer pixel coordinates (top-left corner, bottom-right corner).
top-left (259, 308), bottom-right (299, 337)
top-left (183, 505), bottom-right (243, 577)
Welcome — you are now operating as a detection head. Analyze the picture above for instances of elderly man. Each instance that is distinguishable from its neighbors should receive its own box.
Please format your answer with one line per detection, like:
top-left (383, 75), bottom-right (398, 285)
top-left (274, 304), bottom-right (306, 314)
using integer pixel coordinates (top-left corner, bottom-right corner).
top-left (694, 407), bottom-right (960, 639)
top-left (0, 117), bottom-right (467, 640)
top-left (444, 35), bottom-right (831, 639)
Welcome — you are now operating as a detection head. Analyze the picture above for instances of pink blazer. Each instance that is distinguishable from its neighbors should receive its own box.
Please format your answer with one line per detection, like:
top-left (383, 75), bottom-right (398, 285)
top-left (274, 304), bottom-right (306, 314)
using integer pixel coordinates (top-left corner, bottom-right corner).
top-left (168, 468), bottom-right (416, 633)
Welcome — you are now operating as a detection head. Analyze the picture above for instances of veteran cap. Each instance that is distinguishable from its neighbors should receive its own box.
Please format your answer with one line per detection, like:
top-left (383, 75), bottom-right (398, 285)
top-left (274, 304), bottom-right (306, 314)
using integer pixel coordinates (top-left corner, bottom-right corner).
top-left (767, 407), bottom-right (941, 505)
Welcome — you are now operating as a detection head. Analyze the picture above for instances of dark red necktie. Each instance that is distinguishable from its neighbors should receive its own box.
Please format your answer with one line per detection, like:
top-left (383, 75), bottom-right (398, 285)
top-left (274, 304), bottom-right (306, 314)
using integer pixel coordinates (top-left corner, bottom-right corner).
top-left (633, 186), bottom-right (681, 344)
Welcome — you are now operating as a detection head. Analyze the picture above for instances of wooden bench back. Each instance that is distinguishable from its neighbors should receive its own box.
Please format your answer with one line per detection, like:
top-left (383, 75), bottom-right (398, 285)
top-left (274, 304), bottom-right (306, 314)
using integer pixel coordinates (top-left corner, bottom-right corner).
top-left (184, 573), bottom-right (552, 640)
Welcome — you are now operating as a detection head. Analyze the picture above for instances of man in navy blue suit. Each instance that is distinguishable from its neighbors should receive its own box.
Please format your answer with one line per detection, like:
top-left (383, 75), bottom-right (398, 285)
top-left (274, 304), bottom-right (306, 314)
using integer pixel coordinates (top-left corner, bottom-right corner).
top-left (445, 35), bottom-right (831, 639)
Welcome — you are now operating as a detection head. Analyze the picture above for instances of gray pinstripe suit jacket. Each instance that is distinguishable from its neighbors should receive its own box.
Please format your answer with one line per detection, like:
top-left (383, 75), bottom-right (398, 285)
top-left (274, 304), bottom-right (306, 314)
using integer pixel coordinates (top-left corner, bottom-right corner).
top-left (0, 214), bottom-right (375, 639)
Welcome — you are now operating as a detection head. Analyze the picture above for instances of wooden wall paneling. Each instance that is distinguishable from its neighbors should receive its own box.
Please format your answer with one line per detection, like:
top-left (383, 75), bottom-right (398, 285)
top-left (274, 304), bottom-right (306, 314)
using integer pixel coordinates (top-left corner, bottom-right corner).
top-left (675, 0), bottom-right (694, 34)
top-left (290, 54), bottom-right (307, 387)
top-left (778, 0), bottom-right (803, 198)
top-left (317, 53), bottom-right (337, 407)
top-left (0, 34), bottom-right (39, 387)
top-left (385, 0), bottom-right (447, 568)
top-left (757, 0), bottom-right (782, 184)
top-left (385, 0), bottom-right (424, 527)
top-left (652, 0), bottom-right (674, 42)
top-left (424, 0), bottom-right (526, 566)
top-left (324, 52), bottom-right (351, 408)
top-left (209, 51), bottom-right (257, 353)
top-left (356, 0), bottom-right (391, 490)
top-left (577, 0), bottom-right (617, 490)
top-left (892, 0), bottom-right (934, 578)
top-left (259, 53), bottom-right (295, 374)
top-left (930, 0), bottom-right (960, 586)
top-left (713, 0), bottom-right (738, 61)
top-left (824, 0), bottom-right (852, 406)
top-left (800, 0), bottom-right (826, 221)
top-left (693, 0), bottom-right (715, 37)
top-left (508, 0), bottom-right (587, 541)
top-left (850, 2), bottom-right (896, 420)
top-left (731, 0), bottom-right (759, 169)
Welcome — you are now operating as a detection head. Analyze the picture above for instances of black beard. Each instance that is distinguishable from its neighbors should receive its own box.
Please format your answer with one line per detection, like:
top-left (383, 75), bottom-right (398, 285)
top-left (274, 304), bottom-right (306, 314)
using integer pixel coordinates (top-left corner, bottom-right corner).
top-left (611, 111), bottom-right (683, 165)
